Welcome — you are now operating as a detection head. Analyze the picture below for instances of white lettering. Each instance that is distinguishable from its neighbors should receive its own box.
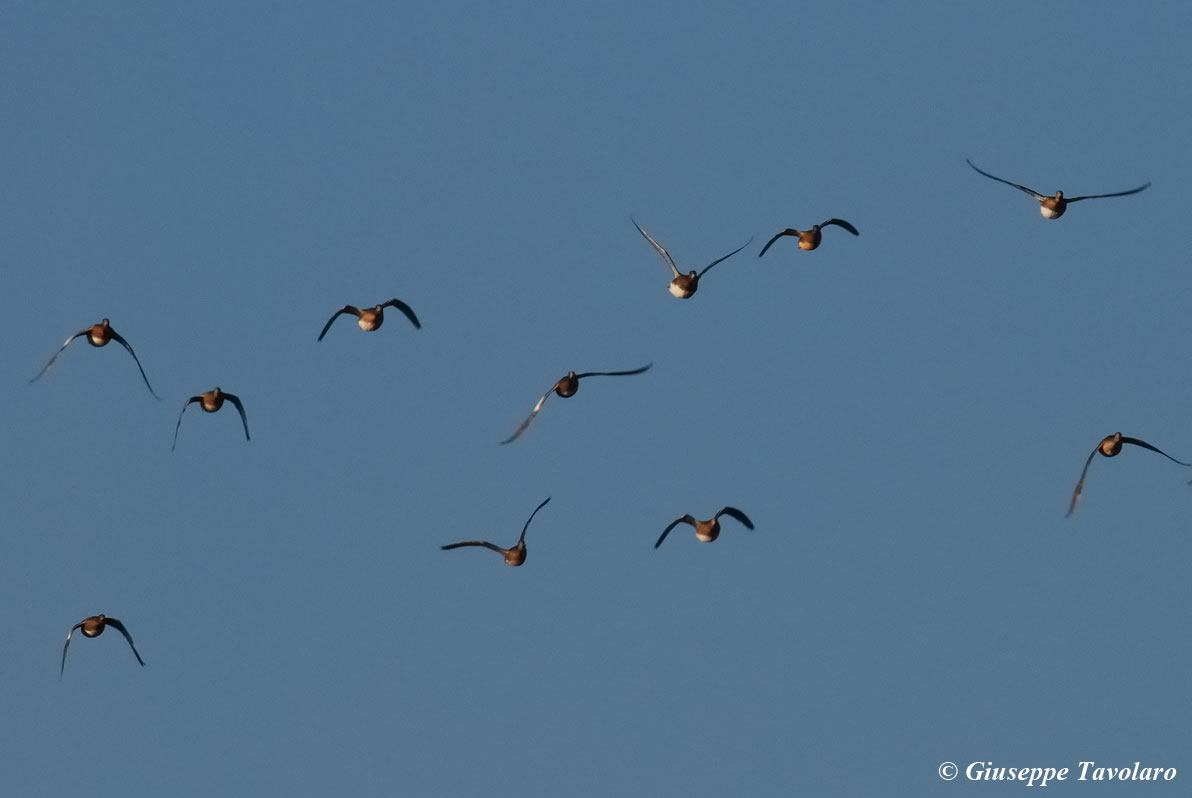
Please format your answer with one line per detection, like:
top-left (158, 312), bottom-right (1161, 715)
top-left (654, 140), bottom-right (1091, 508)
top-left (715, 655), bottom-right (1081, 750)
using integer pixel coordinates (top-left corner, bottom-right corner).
top-left (1076, 762), bottom-right (1176, 782)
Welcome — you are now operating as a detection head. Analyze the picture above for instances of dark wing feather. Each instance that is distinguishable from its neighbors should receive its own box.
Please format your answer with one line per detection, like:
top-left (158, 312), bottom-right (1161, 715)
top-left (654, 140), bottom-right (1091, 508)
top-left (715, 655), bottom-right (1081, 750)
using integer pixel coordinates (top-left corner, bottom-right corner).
top-left (29, 330), bottom-right (87, 384)
top-left (107, 328), bottom-right (159, 399)
top-left (574, 363), bottom-right (653, 380)
top-left (697, 237), bottom-right (753, 278)
top-left (655, 515), bottom-right (696, 549)
top-left (1066, 183), bottom-right (1150, 203)
top-left (1120, 436), bottom-right (1192, 467)
top-left (519, 497), bottom-right (551, 545)
top-left (632, 218), bottom-right (680, 277)
top-left (966, 159), bottom-right (1045, 200)
top-left (381, 299), bottom-right (421, 329)
top-left (223, 393), bottom-right (251, 442)
top-left (715, 506), bottom-right (754, 530)
top-left (317, 306), bottom-right (359, 341)
top-left (171, 396), bottom-right (202, 452)
top-left (500, 387), bottom-right (555, 445)
top-left (758, 230), bottom-right (798, 258)
top-left (104, 618), bottom-right (146, 667)
top-left (60, 622), bottom-right (84, 679)
top-left (1066, 446), bottom-right (1101, 517)
top-left (441, 540), bottom-right (506, 554)
top-left (821, 218), bottom-right (859, 236)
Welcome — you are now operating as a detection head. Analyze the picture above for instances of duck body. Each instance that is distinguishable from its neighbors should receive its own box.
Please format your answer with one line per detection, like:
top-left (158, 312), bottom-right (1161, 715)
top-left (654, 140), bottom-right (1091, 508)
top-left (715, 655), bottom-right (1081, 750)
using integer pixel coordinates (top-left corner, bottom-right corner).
top-left (797, 227), bottom-right (823, 250)
top-left (694, 518), bottom-right (721, 542)
top-left (503, 544), bottom-right (528, 566)
top-left (554, 372), bottom-right (581, 398)
top-left (1040, 194), bottom-right (1066, 219)
top-left (86, 320), bottom-right (115, 346)
top-left (356, 307), bottom-right (384, 331)
top-left (668, 273), bottom-right (699, 298)
top-left (1099, 433), bottom-right (1124, 457)
top-left (200, 388), bottom-right (227, 412)
top-left (81, 615), bottom-right (108, 637)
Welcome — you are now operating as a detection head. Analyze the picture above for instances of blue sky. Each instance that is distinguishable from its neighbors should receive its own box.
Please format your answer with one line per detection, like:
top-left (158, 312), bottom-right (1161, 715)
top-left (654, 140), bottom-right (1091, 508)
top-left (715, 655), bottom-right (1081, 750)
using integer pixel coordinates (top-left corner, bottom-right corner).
top-left (2, 3), bottom-right (1190, 796)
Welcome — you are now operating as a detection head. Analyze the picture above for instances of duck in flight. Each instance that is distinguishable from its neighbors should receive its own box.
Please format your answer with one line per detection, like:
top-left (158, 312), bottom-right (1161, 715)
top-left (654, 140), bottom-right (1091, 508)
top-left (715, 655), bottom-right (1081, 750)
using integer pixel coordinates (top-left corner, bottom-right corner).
top-left (501, 363), bottom-right (652, 444)
top-left (1066, 432), bottom-right (1191, 516)
top-left (632, 219), bottom-right (751, 299)
top-left (61, 614), bottom-right (146, 678)
top-left (966, 159), bottom-right (1150, 219)
top-left (440, 497), bottom-right (551, 566)
top-left (758, 218), bottom-right (859, 257)
top-left (29, 318), bottom-right (158, 398)
top-left (317, 299), bottom-right (421, 341)
top-left (172, 387), bottom-right (251, 451)
top-left (654, 506), bottom-right (754, 548)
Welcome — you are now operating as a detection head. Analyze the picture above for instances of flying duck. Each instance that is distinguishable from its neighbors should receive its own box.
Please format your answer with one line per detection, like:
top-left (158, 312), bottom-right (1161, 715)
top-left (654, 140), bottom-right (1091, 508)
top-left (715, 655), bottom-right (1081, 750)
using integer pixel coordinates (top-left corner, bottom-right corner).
top-left (758, 218), bottom-right (859, 256)
top-left (966, 159), bottom-right (1150, 219)
top-left (501, 363), bottom-right (652, 444)
top-left (655, 506), bottom-right (754, 548)
top-left (440, 497), bottom-right (551, 566)
top-left (632, 219), bottom-right (751, 298)
top-left (172, 387), bottom-right (251, 451)
top-left (1067, 432), bottom-right (1191, 516)
top-left (30, 318), bottom-right (158, 398)
top-left (317, 299), bottom-right (421, 341)
top-left (61, 614), bottom-right (145, 678)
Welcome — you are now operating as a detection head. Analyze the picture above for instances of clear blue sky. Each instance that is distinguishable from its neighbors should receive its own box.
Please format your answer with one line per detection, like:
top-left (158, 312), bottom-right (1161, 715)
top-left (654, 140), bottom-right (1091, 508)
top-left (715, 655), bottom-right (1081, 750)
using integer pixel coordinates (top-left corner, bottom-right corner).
top-left (3, 3), bottom-right (1190, 796)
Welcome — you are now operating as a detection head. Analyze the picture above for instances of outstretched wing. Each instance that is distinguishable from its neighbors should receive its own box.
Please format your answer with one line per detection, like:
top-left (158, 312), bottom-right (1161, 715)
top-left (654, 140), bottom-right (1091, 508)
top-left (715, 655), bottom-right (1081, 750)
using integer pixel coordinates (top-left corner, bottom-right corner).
top-left (29, 330), bottom-right (88, 384)
top-left (1066, 183), bottom-right (1151, 203)
top-left (1066, 446), bottom-right (1101, 517)
top-left (715, 506), bottom-right (754, 530)
top-left (104, 618), bottom-right (146, 667)
top-left (107, 329), bottom-right (159, 399)
top-left (1121, 436), bottom-right (1192, 467)
top-left (441, 540), bottom-right (506, 554)
top-left (317, 306), bottom-right (360, 341)
top-left (519, 497), bottom-right (552, 545)
top-left (654, 515), bottom-right (696, 549)
top-left (697, 237), bottom-right (753, 278)
top-left (821, 218), bottom-right (859, 236)
top-left (223, 393), bottom-right (251, 442)
top-left (60, 622), bottom-right (84, 679)
top-left (632, 218), bottom-right (680, 277)
top-left (574, 363), bottom-right (653, 380)
top-left (758, 229), bottom-right (799, 258)
top-left (966, 159), bottom-right (1045, 200)
top-left (381, 298), bottom-right (421, 329)
top-left (171, 396), bottom-right (202, 452)
top-left (500, 387), bottom-right (556, 445)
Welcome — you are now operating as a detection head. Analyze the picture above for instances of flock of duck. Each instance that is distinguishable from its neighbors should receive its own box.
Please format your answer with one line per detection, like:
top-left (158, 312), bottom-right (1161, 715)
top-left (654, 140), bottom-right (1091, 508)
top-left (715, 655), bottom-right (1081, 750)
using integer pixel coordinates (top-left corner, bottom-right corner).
top-left (41, 159), bottom-right (1178, 675)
